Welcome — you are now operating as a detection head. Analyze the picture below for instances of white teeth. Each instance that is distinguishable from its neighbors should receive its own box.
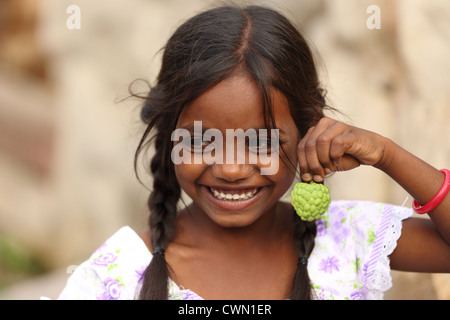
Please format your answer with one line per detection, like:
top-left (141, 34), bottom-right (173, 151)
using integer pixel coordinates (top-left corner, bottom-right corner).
top-left (210, 187), bottom-right (259, 201)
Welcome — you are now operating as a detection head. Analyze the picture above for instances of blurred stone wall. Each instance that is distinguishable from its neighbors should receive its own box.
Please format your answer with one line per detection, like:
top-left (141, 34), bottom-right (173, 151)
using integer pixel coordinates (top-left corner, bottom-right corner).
top-left (0, 0), bottom-right (448, 299)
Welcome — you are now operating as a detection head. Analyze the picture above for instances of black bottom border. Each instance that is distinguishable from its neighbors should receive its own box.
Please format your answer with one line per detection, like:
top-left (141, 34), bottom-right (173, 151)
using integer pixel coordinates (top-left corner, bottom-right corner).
top-left (3, 299), bottom-right (443, 318)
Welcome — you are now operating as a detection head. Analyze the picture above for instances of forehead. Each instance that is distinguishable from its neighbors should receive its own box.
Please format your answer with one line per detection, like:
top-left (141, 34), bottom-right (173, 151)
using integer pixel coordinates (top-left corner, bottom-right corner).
top-left (177, 75), bottom-right (294, 132)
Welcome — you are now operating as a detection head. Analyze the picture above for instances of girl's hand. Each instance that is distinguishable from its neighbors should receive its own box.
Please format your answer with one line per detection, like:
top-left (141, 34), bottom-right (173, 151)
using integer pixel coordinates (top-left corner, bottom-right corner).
top-left (297, 117), bottom-right (389, 182)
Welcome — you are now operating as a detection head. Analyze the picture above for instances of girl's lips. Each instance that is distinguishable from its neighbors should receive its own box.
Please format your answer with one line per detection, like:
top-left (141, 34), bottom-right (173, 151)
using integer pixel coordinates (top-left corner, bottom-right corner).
top-left (200, 185), bottom-right (267, 211)
top-left (209, 186), bottom-right (260, 200)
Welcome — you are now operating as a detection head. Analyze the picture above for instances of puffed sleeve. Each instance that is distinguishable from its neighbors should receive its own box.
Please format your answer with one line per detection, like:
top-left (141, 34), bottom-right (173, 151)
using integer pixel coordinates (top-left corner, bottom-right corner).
top-left (57, 226), bottom-right (151, 300)
top-left (309, 201), bottom-right (413, 300)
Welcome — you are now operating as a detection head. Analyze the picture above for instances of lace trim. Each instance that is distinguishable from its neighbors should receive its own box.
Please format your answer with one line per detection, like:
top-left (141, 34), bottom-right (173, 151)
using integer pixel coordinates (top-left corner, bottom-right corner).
top-left (362, 204), bottom-right (413, 299)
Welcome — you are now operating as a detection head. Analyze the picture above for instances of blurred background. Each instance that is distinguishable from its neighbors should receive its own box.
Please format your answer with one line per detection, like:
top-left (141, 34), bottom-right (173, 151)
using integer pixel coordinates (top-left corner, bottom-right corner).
top-left (0, 0), bottom-right (449, 300)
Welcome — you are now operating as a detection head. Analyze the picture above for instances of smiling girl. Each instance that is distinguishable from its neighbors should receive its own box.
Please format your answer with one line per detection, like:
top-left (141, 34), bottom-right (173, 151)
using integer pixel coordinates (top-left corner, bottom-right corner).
top-left (58, 5), bottom-right (450, 300)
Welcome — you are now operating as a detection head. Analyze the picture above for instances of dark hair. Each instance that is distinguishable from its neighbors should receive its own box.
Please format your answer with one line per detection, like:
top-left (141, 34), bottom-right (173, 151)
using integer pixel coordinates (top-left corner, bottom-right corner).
top-left (134, 4), bottom-right (329, 300)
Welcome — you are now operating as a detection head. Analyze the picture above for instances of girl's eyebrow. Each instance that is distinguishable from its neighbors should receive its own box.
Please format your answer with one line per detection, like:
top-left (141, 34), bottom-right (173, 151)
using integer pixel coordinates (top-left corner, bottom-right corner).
top-left (179, 123), bottom-right (206, 132)
top-left (179, 123), bottom-right (286, 135)
top-left (253, 127), bottom-right (286, 135)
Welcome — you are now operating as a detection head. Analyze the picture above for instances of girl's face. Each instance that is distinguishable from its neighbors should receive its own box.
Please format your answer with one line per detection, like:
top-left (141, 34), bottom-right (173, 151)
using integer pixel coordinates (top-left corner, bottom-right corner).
top-left (174, 74), bottom-right (300, 228)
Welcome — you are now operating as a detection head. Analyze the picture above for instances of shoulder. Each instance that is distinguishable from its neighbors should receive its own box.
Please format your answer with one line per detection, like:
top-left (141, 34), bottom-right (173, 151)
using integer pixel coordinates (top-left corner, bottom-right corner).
top-left (58, 226), bottom-right (151, 300)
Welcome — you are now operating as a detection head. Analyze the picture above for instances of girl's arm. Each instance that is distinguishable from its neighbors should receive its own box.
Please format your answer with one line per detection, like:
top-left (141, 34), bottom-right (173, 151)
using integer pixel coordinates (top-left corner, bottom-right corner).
top-left (297, 117), bottom-right (450, 272)
top-left (374, 138), bottom-right (450, 272)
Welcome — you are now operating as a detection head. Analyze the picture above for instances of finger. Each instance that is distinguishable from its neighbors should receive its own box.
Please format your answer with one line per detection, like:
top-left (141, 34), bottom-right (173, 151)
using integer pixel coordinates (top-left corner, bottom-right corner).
top-left (304, 133), bottom-right (325, 182)
top-left (315, 120), bottom-right (348, 173)
top-left (329, 134), bottom-right (361, 171)
top-left (297, 126), bottom-right (314, 182)
top-left (304, 118), bottom-right (343, 181)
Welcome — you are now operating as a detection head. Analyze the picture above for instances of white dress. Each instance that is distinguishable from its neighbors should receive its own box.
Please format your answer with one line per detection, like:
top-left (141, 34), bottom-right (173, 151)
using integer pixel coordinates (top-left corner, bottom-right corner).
top-left (57, 200), bottom-right (412, 300)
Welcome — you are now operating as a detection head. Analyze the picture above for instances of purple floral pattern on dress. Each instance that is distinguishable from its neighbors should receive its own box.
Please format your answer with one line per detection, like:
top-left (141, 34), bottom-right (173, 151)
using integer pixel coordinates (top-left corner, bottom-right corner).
top-left (92, 252), bottom-right (117, 266)
top-left (350, 290), bottom-right (364, 300)
top-left (182, 290), bottom-right (202, 300)
top-left (329, 206), bottom-right (351, 243)
top-left (135, 265), bottom-right (146, 280)
top-left (98, 278), bottom-right (122, 300)
top-left (319, 256), bottom-right (340, 274)
top-left (315, 219), bottom-right (327, 236)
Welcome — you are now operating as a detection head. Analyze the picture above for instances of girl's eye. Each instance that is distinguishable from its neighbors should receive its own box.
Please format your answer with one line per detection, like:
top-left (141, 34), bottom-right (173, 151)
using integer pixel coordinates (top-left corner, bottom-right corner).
top-left (248, 137), bottom-right (278, 154)
top-left (191, 137), bottom-right (210, 146)
top-left (191, 137), bottom-right (212, 153)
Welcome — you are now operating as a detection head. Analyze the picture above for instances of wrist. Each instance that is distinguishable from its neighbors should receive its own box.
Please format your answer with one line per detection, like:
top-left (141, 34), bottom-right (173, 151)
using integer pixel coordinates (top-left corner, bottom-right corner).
top-left (373, 136), bottom-right (397, 173)
top-left (413, 169), bottom-right (450, 214)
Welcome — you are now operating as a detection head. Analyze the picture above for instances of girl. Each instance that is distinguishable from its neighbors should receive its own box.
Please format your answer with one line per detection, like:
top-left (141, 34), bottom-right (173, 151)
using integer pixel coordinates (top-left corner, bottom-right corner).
top-left (58, 5), bottom-right (450, 300)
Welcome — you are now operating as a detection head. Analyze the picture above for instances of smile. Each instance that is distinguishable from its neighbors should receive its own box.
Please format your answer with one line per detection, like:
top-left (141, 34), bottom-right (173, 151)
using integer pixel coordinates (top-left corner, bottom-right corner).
top-left (209, 187), bottom-right (260, 201)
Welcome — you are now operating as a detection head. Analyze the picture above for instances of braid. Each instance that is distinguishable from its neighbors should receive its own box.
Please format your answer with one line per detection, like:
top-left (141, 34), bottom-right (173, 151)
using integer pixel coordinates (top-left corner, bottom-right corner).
top-left (135, 82), bottom-right (181, 299)
top-left (138, 128), bottom-right (181, 300)
top-left (290, 211), bottom-right (317, 300)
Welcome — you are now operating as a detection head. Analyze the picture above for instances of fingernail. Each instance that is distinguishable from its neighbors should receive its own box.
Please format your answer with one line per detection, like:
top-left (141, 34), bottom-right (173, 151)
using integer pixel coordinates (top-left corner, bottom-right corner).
top-left (302, 173), bottom-right (312, 181)
top-left (313, 175), bottom-right (323, 182)
top-left (324, 168), bottom-right (332, 175)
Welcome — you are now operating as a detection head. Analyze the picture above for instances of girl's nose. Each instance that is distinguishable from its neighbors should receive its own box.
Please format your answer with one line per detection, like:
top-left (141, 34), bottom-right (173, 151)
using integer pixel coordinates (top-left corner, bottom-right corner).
top-left (211, 162), bottom-right (254, 182)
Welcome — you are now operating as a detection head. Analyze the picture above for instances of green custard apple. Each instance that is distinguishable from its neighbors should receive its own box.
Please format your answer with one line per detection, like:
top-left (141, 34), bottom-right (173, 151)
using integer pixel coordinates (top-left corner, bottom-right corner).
top-left (291, 182), bottom-right (331, 221)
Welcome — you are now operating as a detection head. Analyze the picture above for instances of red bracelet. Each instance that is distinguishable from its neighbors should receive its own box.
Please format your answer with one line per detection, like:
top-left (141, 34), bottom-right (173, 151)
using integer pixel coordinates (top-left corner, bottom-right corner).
top-left (413, 169), bottom-right (450, 214)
